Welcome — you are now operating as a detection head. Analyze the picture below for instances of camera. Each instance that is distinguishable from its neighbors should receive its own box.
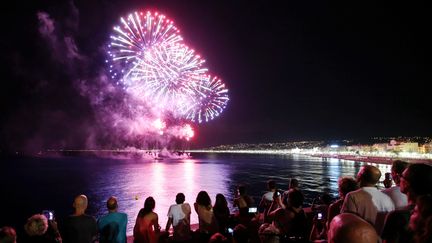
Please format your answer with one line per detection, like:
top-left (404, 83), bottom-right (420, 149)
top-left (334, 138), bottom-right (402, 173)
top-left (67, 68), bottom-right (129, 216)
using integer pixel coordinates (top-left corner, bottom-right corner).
top-left (248, 207), bottom-right (258, 213)
top-left (42, 210), bottom-right (54, 221)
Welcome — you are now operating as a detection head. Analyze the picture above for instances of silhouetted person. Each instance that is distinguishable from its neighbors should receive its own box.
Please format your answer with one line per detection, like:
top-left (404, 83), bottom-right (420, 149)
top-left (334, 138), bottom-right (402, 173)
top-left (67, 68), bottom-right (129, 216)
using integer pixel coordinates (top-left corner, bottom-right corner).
top-left (208, 233), bottom-right (228, 243)
top-left (134, 197), bottom-right (160, 243)
top-left (410, 195), bottom-right (432, 243)
top-left (341, 165), bottom-right (394, 232)
top-left (233, 185), bottom-right (254, 217)
top-left (98, 196), bottom-right (128, 243)
top-left (328, 213), bottom-right (378, 243)
top-left (382, 160), bottom-right (408, 209)
top-left (269, 189), bottom-right (307, 241)
top-left (383, 172), bottom-right (392, 189)
top-left (23, 213), bottom-right (62, 243)
top-left (233, 224), bottom-right (248, 243)
top-left (194, 191), bottom-right (218, 242)
top-left (327, 176), bottom-right (359, 227)
top-left (165, 193), bottom-right (191, 242)
top-left (309, 192), bottom-right (333, 242)
top-left (0, 226), bottom-right (17, 243)
top-left (62, 194), bottom-right (98, 243)
top-left (259, 180), bottom-right (278, 223)
top-left (213, 193), bottom-right (230, 235)
top-left (282, 178), bottom-right (299, 208)
top-left (382, 163), bottom-right (432, 243)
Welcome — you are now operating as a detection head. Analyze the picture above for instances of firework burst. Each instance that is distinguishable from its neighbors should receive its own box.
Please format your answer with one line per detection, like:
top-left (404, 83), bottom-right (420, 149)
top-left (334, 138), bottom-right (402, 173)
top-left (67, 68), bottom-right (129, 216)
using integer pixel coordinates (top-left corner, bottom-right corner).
top-left (107, 10), bottom-right (229, 125)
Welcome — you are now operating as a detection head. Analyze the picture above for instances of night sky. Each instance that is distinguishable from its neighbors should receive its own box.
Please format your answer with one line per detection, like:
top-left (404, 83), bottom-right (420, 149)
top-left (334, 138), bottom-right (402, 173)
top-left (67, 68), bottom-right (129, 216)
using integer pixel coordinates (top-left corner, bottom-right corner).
top-left (1, 1), bottom-right (431, 152)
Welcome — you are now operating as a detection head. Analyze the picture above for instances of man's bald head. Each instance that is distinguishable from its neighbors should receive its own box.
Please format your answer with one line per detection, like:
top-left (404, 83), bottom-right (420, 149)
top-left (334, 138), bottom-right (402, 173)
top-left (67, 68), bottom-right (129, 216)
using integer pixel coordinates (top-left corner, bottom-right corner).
top-left (73, 194), bottom-right (88, 211)
top-left (107, 196), bottom-right (118, 211)
top-left (328, 213), bottom-right (378, 243)
top-left (357, 165), bottom-right (381, 187)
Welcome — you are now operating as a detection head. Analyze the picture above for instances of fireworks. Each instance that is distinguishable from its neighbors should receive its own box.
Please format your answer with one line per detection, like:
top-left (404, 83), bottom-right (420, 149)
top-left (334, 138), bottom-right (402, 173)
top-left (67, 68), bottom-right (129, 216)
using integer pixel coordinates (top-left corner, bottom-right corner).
top-left (107, 11), bottom-right (229, 125)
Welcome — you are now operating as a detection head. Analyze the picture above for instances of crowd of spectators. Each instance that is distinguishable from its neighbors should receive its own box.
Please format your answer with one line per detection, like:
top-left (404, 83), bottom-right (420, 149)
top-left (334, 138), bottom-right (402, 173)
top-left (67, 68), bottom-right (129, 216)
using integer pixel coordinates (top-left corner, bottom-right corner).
top-left (1, 161), bottom-right (431, 243)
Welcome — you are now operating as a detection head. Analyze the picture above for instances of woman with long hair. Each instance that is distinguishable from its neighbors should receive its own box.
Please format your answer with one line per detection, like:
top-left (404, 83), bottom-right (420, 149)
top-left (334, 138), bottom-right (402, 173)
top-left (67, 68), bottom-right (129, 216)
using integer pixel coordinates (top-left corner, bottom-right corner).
top-left (194, 191), bottom-right (218, 242)
top-left (213, 193), bottom-right (230, 235)
top-left (134, 197), bottom-right (160, 243)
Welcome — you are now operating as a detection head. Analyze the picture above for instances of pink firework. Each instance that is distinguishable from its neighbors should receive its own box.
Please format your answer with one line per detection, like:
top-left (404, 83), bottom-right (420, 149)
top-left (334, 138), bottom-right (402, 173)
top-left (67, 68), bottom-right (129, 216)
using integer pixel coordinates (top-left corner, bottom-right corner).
top-left (107, 10), bottom-right (229, 124)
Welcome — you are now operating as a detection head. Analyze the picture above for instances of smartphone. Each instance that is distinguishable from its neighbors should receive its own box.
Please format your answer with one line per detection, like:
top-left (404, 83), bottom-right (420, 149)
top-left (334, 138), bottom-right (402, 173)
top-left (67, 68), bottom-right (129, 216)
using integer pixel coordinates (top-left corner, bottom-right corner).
top-left (317, 212), bottom-right (323, 220)
top-left (385, 172), bottom-right (392, 180)
top-left (42, 210), bottom-right (54, 221)
top-left (228, 228), bottom-right (234, 235)
top-left (248, 207), bottom-right (258, 213)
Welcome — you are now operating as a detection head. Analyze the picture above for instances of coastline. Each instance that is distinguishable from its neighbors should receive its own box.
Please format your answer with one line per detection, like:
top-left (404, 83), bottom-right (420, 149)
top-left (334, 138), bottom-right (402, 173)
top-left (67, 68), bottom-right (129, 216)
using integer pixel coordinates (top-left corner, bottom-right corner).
top-left (189, 150), bottom-right (432, 165)
top-left (309, 153), bottom-right (432, 165)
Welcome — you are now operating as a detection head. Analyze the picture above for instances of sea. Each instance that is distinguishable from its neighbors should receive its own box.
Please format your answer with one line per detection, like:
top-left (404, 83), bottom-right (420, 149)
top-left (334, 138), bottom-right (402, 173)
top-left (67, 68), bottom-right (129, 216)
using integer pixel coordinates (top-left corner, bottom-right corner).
top-left (0, 152), bottom-right (391, 236)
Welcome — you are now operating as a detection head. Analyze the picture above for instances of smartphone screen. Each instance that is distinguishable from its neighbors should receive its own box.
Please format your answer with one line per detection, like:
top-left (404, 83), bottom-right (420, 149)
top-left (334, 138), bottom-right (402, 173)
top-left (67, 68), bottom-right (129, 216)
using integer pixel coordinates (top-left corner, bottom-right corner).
top-left (317, 212), bottom-right (323, 220)
top-left (228, 228), bottom-right (233, 234)
top-left (248, 207), bottom-right (257, 213)
top-left (42, 210), bottom-right (54, 220)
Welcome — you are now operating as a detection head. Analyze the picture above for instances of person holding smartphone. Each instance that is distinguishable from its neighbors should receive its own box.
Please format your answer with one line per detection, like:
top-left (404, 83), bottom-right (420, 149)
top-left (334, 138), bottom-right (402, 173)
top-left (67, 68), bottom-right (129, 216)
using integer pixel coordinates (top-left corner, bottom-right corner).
top-left (269, 189), bottom-right (307, 241)
top-left (23, 213), bottom-right (62, 243)
top-left (233, 185), bottom-right (254, 217)
top-left (309, 211), bottom-right (327, 242)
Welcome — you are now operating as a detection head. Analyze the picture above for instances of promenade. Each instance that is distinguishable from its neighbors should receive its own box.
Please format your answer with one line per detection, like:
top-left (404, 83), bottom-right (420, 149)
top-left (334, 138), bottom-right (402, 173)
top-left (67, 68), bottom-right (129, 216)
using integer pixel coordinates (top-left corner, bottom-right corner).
top-left (188, 149), bottom-right (432, 165)
top-left (311, 153), bottom-right (432, 165)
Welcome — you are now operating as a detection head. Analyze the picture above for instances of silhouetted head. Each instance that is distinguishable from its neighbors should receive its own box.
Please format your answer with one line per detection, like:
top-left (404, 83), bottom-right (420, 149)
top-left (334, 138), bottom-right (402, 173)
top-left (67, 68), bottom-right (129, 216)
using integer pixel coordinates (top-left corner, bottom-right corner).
top-left (138, 196), bottom-right (156, 217)
top-left (237, 185), bottom-right (247, 196)
top-left (214, 193), bottom-right (228, 208)
top-left (233, 224), bottom-right (248, 243)
top-left (144, 196), bottom-right (155, 211)
top-left (338, 176), bottom-right (359, 199)
top-left (106, 196), bottom-right (118, 211)
top-left (287, 189), bottom-right (304, 208)
top-left (176, 193), bottom-right (185, 204)
top-left (73, 194), bottom-right (88, 214)
top-left (289, 178), bottom-right (299, 189)
top-left (391, 160), bottom-right (408, 185)
top-left (0, 226), bottom-right (17, 243)
top-left (196, 191), bottom-right (212, 207)
top-left (357, 165), bottom-right (381, 187)
top-left (267, 180), bottom-right (276, 190)
top-left (24, 214), bottom-right (48, 236)
top-left (328, 213), bottom-right (378, 243)
top-left (321, 193), bottom-right (333, 205)
top-left (400, 163), bottom-right (432, 198)
top-left (209, 233), bottom-right (228, 243)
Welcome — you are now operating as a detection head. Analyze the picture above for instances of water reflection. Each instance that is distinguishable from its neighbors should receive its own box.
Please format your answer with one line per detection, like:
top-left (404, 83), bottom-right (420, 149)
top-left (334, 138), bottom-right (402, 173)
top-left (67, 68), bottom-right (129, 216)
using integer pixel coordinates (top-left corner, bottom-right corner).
top-left (0, 153), bottom-right (392, 236)
top-left (107, 159), bottom-right (232, 235)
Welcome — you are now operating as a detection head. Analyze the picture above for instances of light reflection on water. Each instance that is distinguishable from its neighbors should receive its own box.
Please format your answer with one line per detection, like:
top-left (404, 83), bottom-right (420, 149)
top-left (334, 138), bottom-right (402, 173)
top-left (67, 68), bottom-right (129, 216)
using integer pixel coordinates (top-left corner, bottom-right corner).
top-left (88, 158), bottom-right (232, 235)
top-left (0, 153), bottom-right (391, 236)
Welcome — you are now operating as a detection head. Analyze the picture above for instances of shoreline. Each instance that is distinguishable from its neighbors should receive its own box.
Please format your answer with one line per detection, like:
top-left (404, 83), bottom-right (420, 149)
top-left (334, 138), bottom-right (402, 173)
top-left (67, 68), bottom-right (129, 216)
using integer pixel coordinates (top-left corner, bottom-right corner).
top-left (309, 153), bottom-right (432, 165)
top-left (189, 150), bottom-right (432, 165)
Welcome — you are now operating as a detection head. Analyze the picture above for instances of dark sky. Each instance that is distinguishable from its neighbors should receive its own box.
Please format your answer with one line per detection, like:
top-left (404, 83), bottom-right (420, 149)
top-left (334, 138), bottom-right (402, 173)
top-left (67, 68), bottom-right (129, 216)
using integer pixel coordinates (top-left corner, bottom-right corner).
top-left (1, 1), bottom-right (431, 152)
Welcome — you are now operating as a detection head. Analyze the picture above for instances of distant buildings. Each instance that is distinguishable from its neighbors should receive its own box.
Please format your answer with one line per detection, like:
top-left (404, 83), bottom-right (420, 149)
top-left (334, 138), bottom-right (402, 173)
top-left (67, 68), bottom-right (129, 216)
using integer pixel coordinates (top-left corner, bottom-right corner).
top-left (206, 137), bottom-right (432, 155)
top-left (420, 143), bottom-right (432, 153)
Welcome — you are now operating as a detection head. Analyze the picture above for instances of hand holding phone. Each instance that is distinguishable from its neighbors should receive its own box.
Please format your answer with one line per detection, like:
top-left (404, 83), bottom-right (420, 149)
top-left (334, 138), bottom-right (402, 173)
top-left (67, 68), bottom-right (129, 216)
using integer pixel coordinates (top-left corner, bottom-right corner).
top-left (42, 210), bottom-right (54, 221)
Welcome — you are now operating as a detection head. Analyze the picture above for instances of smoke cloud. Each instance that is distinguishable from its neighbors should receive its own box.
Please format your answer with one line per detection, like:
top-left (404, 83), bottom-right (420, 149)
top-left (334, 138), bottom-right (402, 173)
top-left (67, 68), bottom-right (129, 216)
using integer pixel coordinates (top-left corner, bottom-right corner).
top-left (1, 3), bottom-right (193, 155)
